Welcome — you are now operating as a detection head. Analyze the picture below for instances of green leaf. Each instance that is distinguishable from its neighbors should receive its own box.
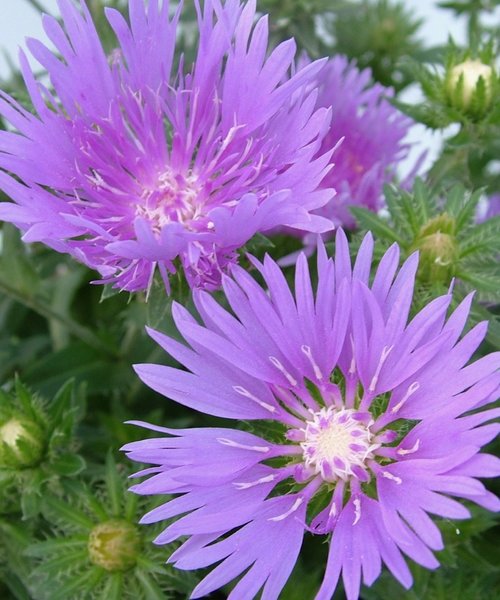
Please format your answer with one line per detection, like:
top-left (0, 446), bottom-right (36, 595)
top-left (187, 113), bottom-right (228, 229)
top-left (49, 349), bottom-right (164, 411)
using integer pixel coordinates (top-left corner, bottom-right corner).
top-left (455, 189), bottom-right (483, 231)
top-left (135, 569), bottom-right (169, 600)
top-left (105, 451), bottom-right (123, 517)
top-left (49, 566), bottom-right (105, 600)
top-left (350, 207), bottom-right (405, 245)
top-left (100, 572), bottom-right (124, 600)
top-left (50, 453), bottom-right (86, 476)
top-left (24, 537), bottom-right (88, 559)
top-left (459, 215), bottom-right (500, 258)
top-left (20, 487), bottom-right (41, 520)
top-left (42, 494), bottom-right (95, 531)
top-left (457, 268), bottom-right (500, 296)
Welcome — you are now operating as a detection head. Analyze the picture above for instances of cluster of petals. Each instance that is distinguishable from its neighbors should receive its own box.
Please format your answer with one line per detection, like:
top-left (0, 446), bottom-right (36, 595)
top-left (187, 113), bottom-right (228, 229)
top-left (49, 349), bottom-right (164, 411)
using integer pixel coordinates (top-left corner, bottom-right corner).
top-left (0, 0), bottom-right (334, 291)
top-left (312, 56), bottom-right (411, 228)
top-left (124, 230), bottom-right (500, 599)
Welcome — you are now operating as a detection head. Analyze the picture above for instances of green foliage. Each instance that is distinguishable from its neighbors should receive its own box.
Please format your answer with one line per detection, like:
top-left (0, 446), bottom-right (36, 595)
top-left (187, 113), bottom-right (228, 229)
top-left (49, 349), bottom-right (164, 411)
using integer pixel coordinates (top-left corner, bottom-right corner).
top-left (0, 1), bottom-right (499, 599)
top-left (364, 507), bottom-right (500, 599)
top-left (24, 455), bottom-right (198, 600)
top-left (0, 379), bottom-right (85, 519)
top-left (352, 180), bottom-right (500, 339)
top-left (330, 0), bottom-right (423, 91)
top-left (395, 42), bottom-right (499, 128)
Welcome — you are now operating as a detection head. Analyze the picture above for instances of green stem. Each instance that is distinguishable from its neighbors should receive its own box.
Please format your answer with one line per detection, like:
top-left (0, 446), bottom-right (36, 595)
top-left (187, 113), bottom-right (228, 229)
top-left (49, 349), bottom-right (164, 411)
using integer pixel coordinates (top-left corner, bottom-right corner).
top-left (23, 0), bottom-right (49, 14)
top-left (0, 280), bottom-right (119, 358)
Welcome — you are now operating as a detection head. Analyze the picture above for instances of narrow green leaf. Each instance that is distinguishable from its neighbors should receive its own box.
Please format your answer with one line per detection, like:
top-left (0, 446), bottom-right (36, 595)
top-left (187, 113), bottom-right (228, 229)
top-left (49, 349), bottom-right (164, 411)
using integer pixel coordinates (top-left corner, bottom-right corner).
top-left (135, 569), bottom-right (168, 600)
top-left (105, 451), bottom-right (123, 517)
top-left (24, 537), bottom-right (88, 558)
top-left (350, 207), bottom-right (405, 245)
top-left (42, 494), bottom-right (95, 530)
top-left (50, 453), bottom-right (86, 476)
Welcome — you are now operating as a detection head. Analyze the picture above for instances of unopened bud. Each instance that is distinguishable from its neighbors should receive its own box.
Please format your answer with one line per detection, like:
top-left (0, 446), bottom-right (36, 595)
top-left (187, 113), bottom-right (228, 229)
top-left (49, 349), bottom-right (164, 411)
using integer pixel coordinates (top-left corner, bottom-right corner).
top-left (412, 215), bottom-right (458, 284)
top-left (0, 418), bottom-right (45, 468)
top-left (447, 59), bottom-right (494, 116)
top-left (88, 520), bottom-right (141, 572)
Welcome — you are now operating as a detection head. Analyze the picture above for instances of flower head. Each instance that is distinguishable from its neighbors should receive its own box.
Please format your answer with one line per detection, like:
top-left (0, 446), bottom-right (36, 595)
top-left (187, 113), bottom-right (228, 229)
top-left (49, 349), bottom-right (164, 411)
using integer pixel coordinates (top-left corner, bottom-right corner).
top-left (124, 231), bottom-right (500, 599)
top-left (312, 56), bottom-right (411, 228)
top-left (0, 0), bottom-right (333, 291)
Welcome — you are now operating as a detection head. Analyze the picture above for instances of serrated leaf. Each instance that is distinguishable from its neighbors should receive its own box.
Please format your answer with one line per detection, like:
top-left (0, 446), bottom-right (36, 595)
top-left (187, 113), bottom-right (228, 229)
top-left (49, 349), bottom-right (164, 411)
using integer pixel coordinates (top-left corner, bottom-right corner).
top-left (135, 569), bottom-right (169, 600)
top-left (24, 537), bottom-right (88, 559)
top-left (457, 268), bottom-right (500, 296)
top-left (455, 189), bottom-right (483, 231)
top-left (42, 494), bottom-right (95, 531)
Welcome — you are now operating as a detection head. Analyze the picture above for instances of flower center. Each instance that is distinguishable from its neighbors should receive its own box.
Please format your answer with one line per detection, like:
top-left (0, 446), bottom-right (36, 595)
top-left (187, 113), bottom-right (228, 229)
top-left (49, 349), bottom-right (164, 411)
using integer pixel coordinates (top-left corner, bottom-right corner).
top-left (300, 407), bottom-right (378, 482)
top-left (136, 168), bottom-right (203, 232)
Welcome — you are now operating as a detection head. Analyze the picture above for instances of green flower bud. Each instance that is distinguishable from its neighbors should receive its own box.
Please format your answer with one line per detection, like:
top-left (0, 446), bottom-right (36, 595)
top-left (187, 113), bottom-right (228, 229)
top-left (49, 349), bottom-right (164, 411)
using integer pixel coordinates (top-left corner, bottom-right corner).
top-left (0, 418), bottom-right (45, 468)
top-left (88, 520), bottom-right (141, 572)
top-left (447, 59), bottom-right (494, 118)
top-left (411, 214), bottom-right (458, 284)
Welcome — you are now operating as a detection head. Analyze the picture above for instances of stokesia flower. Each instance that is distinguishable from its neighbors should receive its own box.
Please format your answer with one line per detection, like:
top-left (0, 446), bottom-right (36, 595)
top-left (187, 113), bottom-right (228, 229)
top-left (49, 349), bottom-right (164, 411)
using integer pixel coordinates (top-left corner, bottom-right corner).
top-left (312, 56), bottom-right (411, 228)
top-left (0, 0), bottom-right (334, 292)
top-left (124, 230), bottom-right (500, 599)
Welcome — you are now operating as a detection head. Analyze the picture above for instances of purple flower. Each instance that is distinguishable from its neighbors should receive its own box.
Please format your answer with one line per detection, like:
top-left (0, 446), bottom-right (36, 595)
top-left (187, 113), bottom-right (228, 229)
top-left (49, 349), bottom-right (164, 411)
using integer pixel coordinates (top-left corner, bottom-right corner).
top-left (124, 230), bottom-right (500, 599)
top-left (485, 194), bottom-right (500, 219)
top-left (0, 0), bottom-right (334, 292)
top-left (313, 56), bottom-right (411, 228)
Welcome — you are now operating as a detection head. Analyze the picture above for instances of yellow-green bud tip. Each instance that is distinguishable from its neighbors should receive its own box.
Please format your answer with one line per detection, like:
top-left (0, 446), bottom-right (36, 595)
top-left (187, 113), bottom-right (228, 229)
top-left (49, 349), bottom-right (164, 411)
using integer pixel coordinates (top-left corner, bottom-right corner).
top-left (88, 520), bottom-right (141, 572)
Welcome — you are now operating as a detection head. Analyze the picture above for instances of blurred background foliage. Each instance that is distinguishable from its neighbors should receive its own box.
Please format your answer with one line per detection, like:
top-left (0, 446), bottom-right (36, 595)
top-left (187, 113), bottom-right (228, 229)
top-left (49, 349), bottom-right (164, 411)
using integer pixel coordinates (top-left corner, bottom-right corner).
top-left (0, 0), bottom-right (499, 598)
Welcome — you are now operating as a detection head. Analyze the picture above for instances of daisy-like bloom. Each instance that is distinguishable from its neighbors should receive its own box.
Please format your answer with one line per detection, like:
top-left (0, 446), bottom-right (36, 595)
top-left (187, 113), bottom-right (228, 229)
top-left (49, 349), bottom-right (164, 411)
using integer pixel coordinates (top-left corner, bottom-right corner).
top-left (312, 56), bottom-right (411, 228)
top-left (124, 230), bottom-right (500, 599)
top-left (0, 0), bottom-right (333, 292)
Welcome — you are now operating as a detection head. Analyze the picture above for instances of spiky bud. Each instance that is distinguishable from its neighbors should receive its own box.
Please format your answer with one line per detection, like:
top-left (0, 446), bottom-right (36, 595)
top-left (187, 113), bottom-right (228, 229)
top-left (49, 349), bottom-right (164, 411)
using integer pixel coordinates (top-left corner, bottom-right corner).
top-left (88, 520), bottom-right (141, 572)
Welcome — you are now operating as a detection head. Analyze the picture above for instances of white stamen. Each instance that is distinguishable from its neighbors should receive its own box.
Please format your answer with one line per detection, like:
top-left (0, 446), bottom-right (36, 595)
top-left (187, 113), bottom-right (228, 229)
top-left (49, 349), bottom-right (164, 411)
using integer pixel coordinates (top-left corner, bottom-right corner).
top-left (269, 356), bottom-right (298, 386)
top-left (301, 345), bottom-right (323, 380)
top-left (391, 381), bottom-right (420, 414)
top-left (352, 498), bottom-right (362, 525)
top-left (381, 471), bottom-right (402, 484)
top-left (397, 439), bottom-right (420, 456)
top-left (269, 497), bottom-right (304, 522)
top-left (300, 407), bottom-right (377, 483)
top-left (368, 345), bottom-right (394, 392)
top-left (233, 386), bottom-right (277, 413)
top-left (348, 335), bottom-right (356, 375)
top-left (216, 438), bottom-right (270, 453)
top-left (233, 474), bottom-right (276, 490)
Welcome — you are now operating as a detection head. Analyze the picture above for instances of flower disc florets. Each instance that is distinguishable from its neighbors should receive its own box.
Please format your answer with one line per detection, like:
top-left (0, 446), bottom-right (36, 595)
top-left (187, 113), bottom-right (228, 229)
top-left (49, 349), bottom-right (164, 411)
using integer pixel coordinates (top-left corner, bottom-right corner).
top-left (0, 0), bottom-right (335, 292)
top-left (124, 231), bottom-right (500, 600)
top-left (300, 408), bottom-right (380, 482)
